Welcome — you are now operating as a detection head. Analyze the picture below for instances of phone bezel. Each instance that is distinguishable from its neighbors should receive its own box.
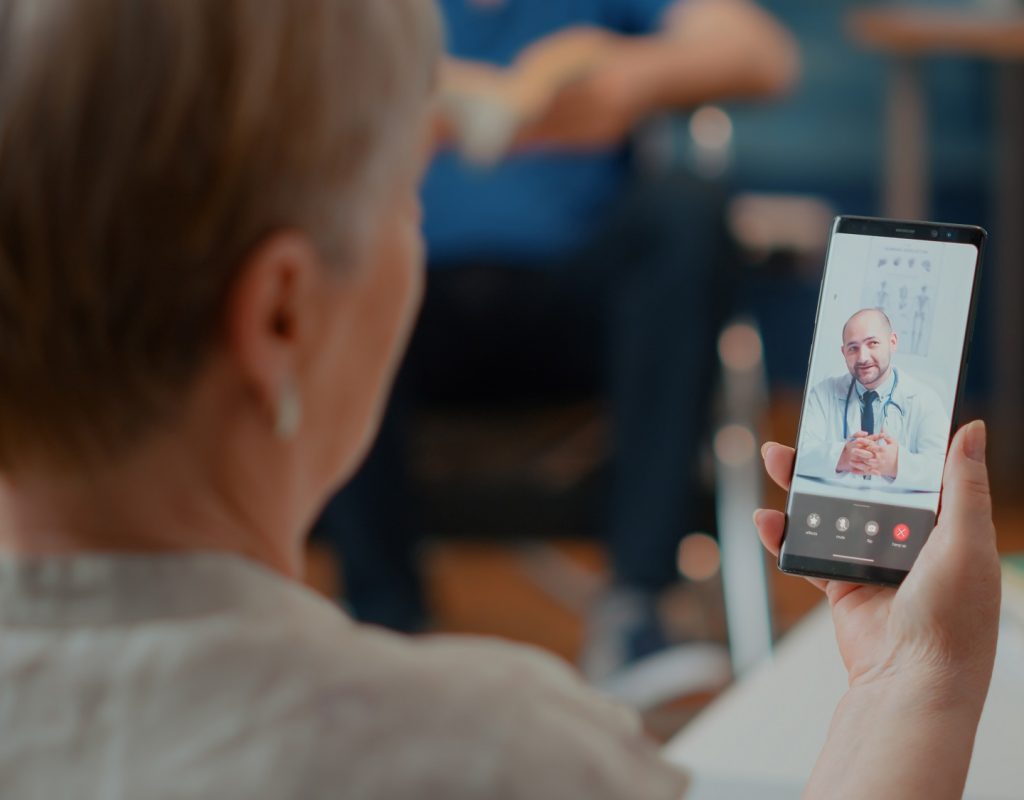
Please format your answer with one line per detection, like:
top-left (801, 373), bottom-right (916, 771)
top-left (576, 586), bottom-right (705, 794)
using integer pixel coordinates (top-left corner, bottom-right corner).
top-left (778, 215), bottom-right (987, 587)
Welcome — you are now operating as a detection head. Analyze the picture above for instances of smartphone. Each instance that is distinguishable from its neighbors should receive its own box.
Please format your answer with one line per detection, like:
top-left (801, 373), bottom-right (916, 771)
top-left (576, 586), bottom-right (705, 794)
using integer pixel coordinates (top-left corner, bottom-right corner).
top-left (778, 216), bottom-right (986, 586)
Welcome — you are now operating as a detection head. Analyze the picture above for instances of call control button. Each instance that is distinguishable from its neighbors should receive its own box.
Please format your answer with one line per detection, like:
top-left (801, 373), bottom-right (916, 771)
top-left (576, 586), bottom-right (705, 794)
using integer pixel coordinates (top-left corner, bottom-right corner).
top-left (865, 521), bottom-right (879, 537)
top-left (807, 513), bottom-right (821, 529)
top-left (836, 517), bottom-right (850, 532)
top-left (893, 523), bottom-right (911, 542)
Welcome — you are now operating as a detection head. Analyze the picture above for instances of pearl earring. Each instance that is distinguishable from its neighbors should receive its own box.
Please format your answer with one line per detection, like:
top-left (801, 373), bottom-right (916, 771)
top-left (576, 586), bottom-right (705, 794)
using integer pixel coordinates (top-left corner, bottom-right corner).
top-left (275, 379), bottom-right (302, 440)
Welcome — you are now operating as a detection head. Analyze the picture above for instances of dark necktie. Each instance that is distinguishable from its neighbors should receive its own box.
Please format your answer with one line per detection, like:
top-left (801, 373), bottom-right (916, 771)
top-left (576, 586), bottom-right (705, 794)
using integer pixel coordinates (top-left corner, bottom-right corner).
top-left (861, 390), bottom-right (879, 435)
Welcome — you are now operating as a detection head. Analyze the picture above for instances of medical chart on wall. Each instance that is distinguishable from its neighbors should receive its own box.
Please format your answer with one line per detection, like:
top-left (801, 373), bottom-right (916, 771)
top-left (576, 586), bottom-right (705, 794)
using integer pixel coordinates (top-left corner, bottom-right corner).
top-left (860, 242), bottom-right (944, 358)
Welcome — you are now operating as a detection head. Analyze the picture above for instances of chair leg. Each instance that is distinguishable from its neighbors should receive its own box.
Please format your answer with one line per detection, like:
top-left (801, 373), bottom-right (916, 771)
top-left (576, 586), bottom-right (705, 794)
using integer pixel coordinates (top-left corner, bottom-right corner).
top-left (714, 317), bottom-right (774, 676)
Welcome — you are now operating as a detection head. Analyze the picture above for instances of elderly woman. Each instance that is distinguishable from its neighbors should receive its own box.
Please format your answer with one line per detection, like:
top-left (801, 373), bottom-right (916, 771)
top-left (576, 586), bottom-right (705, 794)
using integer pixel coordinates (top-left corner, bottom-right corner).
top-left (0, 1), bottom-right (1001, 798)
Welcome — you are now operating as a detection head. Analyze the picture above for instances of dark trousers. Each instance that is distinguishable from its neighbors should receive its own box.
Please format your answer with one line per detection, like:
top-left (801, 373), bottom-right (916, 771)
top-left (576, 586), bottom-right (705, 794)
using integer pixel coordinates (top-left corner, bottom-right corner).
top-left (312, 172), bottom-right (738, 632)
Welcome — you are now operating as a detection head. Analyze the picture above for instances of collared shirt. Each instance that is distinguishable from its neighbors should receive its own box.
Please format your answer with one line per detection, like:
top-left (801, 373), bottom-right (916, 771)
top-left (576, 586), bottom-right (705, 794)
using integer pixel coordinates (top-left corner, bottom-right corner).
top-left (794, 367), bottom-right (949, 493)
top-left (854, 368), bottom-right (896, 436)
top-left (0, 552), bottom-right (689, 799)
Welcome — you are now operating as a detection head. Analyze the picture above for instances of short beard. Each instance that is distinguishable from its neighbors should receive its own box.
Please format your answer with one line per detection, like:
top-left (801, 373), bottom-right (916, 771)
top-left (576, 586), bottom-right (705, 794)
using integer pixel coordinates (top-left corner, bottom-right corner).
top-left (858, 362), bottom-right (891, 389)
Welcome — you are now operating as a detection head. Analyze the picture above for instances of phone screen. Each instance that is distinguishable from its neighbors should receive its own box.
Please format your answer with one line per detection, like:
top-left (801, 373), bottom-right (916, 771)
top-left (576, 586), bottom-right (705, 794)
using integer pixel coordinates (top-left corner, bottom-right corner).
top-left (779, 217), bottom-right (985, 585)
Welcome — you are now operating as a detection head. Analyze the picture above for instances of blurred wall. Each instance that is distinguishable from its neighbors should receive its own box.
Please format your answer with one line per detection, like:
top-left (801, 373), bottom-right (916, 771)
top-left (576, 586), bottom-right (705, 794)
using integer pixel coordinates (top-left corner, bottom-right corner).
top-left (723, 0), bottom-right (994, 394)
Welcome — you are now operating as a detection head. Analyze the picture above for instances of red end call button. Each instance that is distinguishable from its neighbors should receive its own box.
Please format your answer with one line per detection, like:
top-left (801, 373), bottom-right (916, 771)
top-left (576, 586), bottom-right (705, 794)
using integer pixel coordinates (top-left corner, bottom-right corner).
top-left (893, 524), bottom-right (911, 542)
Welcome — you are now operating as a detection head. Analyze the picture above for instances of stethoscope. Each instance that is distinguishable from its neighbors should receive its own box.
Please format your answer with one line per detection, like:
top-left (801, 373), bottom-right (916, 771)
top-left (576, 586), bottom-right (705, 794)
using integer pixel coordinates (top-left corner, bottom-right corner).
top-left (842, 368), bottom-right (906, 439)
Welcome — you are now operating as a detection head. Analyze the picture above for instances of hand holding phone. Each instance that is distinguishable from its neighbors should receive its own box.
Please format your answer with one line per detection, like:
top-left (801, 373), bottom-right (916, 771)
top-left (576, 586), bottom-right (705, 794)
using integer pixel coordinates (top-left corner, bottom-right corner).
top-left (759, 422), bottom-right (999, 686)
top-left (780, 216), bottom-right (986, 586)
top-left (755, 423), bottom-right (1000, 799)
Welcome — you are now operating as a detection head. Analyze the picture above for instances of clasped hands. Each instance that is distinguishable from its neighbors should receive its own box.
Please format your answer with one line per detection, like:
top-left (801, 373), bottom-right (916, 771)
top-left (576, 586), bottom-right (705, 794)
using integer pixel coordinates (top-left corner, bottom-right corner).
top-left (437, 27), bottom-right (651, 163)
top-left (836, 430), bottom-right (898, 479)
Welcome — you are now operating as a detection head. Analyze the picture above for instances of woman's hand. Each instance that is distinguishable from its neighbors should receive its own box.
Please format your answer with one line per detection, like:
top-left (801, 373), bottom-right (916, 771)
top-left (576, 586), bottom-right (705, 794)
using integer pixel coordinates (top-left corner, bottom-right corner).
top-left (756, 420), bottom-right (1000, 699)
top-left (761, 421), bottom-right (1001, 799)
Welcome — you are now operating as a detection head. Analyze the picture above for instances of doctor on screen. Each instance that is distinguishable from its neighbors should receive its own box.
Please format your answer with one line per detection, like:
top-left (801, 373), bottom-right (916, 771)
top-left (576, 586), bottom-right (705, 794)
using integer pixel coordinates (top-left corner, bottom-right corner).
top-left (795, 308), bottom-right (949, 493)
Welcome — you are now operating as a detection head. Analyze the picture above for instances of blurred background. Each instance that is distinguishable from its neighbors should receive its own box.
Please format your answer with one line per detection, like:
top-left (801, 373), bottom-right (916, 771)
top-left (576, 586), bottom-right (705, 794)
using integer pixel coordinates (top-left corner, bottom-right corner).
top-left (305, 0), bottom-right (1024, 743)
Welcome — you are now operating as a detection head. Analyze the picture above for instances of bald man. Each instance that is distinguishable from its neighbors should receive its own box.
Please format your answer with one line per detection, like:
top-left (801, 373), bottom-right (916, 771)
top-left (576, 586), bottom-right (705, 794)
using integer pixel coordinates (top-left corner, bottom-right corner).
top-left (794, 308), bottom-right (950, 493)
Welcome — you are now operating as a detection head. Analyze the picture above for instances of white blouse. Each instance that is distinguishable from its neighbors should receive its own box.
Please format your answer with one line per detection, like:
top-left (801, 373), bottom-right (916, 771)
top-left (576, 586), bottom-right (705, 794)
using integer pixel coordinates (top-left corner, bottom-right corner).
top-left (0, 552), bottom-right (689, 798)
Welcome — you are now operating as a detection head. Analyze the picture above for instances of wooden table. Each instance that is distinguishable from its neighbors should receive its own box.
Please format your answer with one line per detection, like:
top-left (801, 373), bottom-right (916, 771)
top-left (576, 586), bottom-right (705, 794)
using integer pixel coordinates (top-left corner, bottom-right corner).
top-left (847, 6), bottom-right (1024, 482)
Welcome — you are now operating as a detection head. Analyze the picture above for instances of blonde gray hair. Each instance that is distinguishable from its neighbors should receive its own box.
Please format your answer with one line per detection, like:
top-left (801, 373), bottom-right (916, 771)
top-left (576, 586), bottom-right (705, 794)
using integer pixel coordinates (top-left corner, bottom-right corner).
top-left (0, 0), bottom-right (441, 468)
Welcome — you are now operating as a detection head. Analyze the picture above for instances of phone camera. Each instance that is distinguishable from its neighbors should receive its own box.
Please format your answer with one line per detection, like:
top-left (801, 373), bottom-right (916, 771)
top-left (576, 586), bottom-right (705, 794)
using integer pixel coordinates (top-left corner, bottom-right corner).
top-left (946, 231), bottom-right (954, 239)
top-left (930, 229), bottom-right (939, 238)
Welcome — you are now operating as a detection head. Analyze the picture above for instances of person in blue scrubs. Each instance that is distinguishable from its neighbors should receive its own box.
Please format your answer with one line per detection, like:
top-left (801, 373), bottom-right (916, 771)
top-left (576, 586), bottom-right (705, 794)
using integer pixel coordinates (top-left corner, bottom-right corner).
top-left (313, 0), bottom-right (798, 675)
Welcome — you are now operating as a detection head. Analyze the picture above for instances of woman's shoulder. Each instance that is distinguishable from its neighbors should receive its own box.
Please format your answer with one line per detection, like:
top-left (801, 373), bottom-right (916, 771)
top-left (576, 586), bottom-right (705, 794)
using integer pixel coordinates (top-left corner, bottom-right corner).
top-left (283, 626), bottom-right (689, 799)
top-left (4, 551), bottom-right (684, 799)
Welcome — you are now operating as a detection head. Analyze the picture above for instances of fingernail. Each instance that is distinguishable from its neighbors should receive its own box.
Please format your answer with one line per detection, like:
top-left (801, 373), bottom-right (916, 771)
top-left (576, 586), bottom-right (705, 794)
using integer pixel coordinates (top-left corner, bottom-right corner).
top-left (964, 420), bottom-right (986, 463)
top-left (752, 508), bottom-right (765, 526)
top-left (760, 442), bottom-right (772, 459)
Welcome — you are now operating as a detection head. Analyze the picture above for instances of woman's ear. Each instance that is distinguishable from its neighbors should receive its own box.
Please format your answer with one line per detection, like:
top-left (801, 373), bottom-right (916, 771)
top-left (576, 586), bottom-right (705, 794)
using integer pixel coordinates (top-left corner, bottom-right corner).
top-left (222, 232), bottom-right (323, 422)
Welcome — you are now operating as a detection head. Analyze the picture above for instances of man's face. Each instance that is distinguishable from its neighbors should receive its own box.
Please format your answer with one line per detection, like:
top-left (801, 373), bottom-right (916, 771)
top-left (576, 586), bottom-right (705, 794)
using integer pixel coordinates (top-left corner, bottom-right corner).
top-left (842, 314), bottom-right (897, 389)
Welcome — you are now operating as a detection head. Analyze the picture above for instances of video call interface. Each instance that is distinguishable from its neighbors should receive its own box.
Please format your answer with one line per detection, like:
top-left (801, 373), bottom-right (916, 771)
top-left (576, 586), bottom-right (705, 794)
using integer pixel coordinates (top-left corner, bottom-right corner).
top-left (785, 227), bottom-right (979, 573)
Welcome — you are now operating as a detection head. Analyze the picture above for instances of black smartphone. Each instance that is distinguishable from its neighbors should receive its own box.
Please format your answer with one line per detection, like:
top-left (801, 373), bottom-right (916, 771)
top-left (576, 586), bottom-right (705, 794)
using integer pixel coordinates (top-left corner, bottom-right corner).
top-left (778, 215), bottom-right (986, 586)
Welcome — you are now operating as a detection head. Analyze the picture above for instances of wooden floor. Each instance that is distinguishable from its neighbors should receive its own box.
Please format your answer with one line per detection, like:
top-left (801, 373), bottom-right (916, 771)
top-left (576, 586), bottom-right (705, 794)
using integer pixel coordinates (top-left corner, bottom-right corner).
top-left (306, 389), bottom-right (1024, 678)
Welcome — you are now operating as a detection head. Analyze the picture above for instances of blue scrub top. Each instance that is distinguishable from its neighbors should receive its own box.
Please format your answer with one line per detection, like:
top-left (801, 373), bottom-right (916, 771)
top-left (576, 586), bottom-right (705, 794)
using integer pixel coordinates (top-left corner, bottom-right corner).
top-left (424, 0), bottom-right (676, 266)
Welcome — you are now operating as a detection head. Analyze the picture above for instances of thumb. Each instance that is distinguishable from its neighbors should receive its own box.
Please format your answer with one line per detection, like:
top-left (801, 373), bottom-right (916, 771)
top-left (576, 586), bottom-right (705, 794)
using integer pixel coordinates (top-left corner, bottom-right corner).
top-left (935, 421), bottom-right (994, 550)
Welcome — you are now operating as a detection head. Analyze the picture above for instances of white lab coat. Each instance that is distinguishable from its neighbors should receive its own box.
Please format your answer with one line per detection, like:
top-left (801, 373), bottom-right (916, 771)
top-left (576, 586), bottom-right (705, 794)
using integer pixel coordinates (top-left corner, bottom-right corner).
top-left (794, 367), bottom-right (949, 493)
